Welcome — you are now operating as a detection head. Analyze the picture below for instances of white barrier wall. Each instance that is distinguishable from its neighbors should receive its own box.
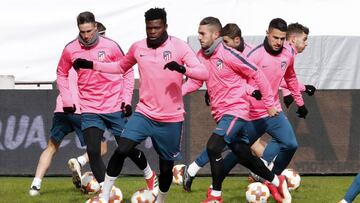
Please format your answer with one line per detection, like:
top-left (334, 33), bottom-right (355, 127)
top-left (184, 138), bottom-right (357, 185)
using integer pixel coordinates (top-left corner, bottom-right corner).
top-left (0, 75), bottom-right (15, 89)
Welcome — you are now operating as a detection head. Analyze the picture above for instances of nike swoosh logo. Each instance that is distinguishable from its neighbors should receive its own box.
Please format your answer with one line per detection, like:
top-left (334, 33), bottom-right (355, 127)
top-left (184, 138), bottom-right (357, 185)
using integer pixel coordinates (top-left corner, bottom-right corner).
top-left (215, 128), bottom-right (223, 131)
top-left (140, 54), bottom-right (146, 57)
top-left (138, 152), bottom-right (142, 158)
top-left (215, 158), bottom-right (222, 162)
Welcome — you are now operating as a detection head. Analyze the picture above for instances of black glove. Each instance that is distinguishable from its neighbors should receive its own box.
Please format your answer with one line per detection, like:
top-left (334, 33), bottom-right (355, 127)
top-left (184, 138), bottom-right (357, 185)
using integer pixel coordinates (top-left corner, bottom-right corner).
top-left (73, 58), bottom-right (93, 70)
top-left (304, 85), bottom-right (316, 96)
top-left (121, 102), bottom-right (132, 117)
top-left (283, 95), bottom-right (294, 108)
top-left (63, 104), bottom-right (76, 114)
top-left (296, 105), bottom-right (308, 119)
top-left (204, 91), bottom-right (210, 106)
top-left (251, 90), bottom-right (262, 101)
top-left (164, 61), bottom-right (186, 74)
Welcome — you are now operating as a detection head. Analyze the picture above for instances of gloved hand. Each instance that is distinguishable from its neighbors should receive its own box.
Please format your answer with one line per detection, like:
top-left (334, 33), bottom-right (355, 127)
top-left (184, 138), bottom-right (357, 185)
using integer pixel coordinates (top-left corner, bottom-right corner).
top-left (296, 105), bottom-right (308, 119)
top-left (251, 90), bottom-right (262, 100)
top-left (283, 95), bottom-right (294, 108)
top-left (63, 104), bottom-right (76, 114)
top-left (164, 61), bottom-right (186, 74)
top-left (304, 85), bottom-right (316, 96)
top-left (73, 58), bottom-right (93, 70)
top-left (121, 102), bottom-right (132, 117)
top-left (204, 91), bottom-right (210, 106)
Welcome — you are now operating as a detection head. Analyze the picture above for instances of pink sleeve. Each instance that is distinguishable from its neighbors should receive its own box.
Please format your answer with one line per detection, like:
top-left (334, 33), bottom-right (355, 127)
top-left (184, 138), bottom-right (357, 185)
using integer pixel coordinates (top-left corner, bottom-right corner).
top-left (182, 78), bottom-right (204, 96)
top-left (283, 59), bottom-right (304, 106)
top-left (56, 48), bottom-right (74, 107)
top-left (94, 44), bottom-right (137, 74)
top-left (229, 56), bottom-right (274, 108)
top-left (180, 42), bottom-right (209, 81)
top-left (281, 80), bottom-right (305, 97)
top-left (122, 68), bottom-right (134, 104)
top-left (250, 69), bottom-right (275, 108)
top-left (111, 44), bottom-right (134, 105)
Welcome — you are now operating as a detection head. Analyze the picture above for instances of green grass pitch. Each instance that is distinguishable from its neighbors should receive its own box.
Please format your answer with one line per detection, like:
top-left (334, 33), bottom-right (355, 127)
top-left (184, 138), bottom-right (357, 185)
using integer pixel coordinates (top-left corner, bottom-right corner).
top-left (1, 176), bottom-right (359, 202)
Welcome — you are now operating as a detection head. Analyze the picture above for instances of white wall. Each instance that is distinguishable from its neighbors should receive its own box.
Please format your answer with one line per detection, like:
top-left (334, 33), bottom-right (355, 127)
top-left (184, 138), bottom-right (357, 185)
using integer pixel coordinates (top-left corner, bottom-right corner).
top-left (1, 0), bottom-right (358, 84)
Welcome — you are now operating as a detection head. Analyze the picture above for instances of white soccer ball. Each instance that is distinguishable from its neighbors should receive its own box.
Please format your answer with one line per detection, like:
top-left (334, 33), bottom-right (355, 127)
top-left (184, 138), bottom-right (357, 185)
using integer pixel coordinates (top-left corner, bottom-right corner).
top-left (81, 171), bottom-right (101, 195)
top-left (131, 189), bottom-right (156, 203)
top-left (109, 186), bottom-right (123, 203)
top-left (85, 187), bottom-right (123, 203)
top-left (281, 168), bottom-right (301, 191)
top-left (245, 182), bottom-right (270, 203)
top-left (172, 164), bottom-right (185, 185)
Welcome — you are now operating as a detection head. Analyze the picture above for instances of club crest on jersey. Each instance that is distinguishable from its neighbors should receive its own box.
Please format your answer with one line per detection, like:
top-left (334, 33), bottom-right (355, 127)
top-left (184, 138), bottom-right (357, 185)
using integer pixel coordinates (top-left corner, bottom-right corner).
top-left (216, 59), bottom-right (223, 70)
top-left (98, 51), bottom-right (106, 62)
top-left (163, 51), bottom-right (172, 61)
top-left (281, 61), bottom-right (287, 70)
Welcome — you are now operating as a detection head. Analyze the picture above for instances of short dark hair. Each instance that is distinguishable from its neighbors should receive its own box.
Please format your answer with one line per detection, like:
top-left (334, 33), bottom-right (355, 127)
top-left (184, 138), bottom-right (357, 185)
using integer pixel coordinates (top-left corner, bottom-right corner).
top-left (221, 23), bottom-right (242, 39)
top-left (96, 21), bottom-right (106, 35)
top-left (199, 17), bottom-right (222, 32)
top-left (286, 22), bottom-right (309, 39)
top-left (144, 8), bottom-right (167, 24)
top-left (77, 11), bottom-right (96, 26)
top-left (268, 18), bottom-right (287, 32)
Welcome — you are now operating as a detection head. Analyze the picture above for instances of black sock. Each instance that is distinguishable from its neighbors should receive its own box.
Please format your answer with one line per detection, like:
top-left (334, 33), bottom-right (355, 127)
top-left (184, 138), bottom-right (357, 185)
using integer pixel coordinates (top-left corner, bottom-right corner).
top-left (158, 158), bottom-right (174, 192)
top-left (207, 133), bottom-right (226, 191)
top-left (84, 127), bottom-right (105, 183)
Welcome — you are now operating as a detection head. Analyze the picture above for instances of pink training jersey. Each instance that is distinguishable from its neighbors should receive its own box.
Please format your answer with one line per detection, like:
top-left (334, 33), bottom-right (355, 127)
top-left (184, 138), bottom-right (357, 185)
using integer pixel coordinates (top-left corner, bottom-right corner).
top-left (280, 42), bottom-right (305, 96)
top-left (246, 42), bottom-right (304, 120)
top-left (182, 42), bottom-right (274, 122)
top-left (93, 36), bottom-right (208, 122)
top-left (57, 36), bottom-right (134, 114)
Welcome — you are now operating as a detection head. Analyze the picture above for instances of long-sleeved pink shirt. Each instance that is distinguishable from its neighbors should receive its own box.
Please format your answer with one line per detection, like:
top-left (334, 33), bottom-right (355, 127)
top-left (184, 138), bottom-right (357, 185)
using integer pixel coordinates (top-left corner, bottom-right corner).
top-left (246, 42), bottom-right (304, 120)
top-left (93, 36), bottom-right (208, 122)
top-left (182, 42), bottom-right (274, 122)
top-left (57, 36), bottom-right (134, 114)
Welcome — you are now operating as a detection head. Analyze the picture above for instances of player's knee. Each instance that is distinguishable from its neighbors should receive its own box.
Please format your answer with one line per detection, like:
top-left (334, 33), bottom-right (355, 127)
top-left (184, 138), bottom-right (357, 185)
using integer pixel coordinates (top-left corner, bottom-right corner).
top-left (206, 133), bottom-right (225, 156)
top-left (285, 140), bottom-right (298, 151)
top-left (115, 145), bottom-right (131, 158)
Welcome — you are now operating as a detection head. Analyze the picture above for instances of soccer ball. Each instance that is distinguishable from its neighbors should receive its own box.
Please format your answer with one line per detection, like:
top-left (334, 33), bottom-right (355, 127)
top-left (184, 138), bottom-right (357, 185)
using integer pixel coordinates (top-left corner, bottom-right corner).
top-left (172, 164), bottom-right (185, 185)
top-left (109, 186), bottom-right (123, 203)
top-left (85, 186), bottom-right (123, 203)
top-left (245, 182), bottom-right (270, 203)
top-left (281, 168), bottom-right (301, 191)
top-left (81, 171), bottom-right (101, 194)
top-left (131, 189), bottom-right (156, 203)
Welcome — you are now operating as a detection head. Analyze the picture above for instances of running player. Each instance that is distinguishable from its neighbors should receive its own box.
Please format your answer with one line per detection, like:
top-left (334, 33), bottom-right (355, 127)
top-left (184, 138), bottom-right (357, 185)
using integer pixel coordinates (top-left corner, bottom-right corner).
top-left (74, 8), bottom-right (209, 203)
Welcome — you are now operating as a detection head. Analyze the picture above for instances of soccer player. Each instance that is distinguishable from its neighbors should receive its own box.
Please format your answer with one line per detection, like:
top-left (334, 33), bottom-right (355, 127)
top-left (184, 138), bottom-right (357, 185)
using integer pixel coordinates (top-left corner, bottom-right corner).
top-left (282, 22), bottom-right (316, 108)
top-left (183, 22), bottom-right (259, 192)
top-left (29, 20), bottom-right (110, 197)
top-left (67, 20), bottom-right (111, 189)
top-left (219, 18), bottom-right (308, 181)
top-left (56, 11), bottom-right (157, 195)
top-left (338, 173), bottom-right (360, 203)
top-left (73, 8), bottom-right (209, 203)
top-left (203, 23), bottom-right (253, 106)
top-left (182, 17), bottom-right (291, 203)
